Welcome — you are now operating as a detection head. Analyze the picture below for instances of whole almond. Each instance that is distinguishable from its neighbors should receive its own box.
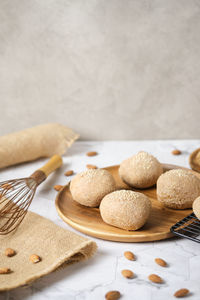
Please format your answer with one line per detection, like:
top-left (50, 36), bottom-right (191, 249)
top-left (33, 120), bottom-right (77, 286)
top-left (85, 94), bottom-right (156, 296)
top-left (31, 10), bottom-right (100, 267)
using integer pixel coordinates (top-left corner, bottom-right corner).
top-left (174, 288), bottom-right (189, 298)
top-left (121, 269), bottom-right (134, 279)
top-left (86, 151), bottom-right (98, 157)
top-left (54, 185), bottom-right (63, 192)
top-left (105, 290), bottom-right (121, 300)
top-left (0, 268), bottom-right (11, 274)
top-left (64, 170), bottom-right (74, 176)
top-left (172, 149), bottom-right (182, 155)
top-left (30, 254), bottom-right (41, 263)
top-left (5, 248), bottom-right (16, 257)
top-left (155, 258), bottom-right (167, 267)
top-left (124, 251), bottom-right (135, 261)
top-left (148, 274), bottom-right (163, 283)
top-left (86, 164), bottom-right (97, 169)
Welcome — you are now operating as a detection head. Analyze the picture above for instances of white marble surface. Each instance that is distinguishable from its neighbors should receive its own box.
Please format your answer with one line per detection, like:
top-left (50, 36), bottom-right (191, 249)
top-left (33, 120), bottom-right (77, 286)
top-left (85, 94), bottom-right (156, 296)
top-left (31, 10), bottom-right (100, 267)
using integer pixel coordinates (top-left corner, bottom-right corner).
top-left (1, 140), bottom-right (200, 300)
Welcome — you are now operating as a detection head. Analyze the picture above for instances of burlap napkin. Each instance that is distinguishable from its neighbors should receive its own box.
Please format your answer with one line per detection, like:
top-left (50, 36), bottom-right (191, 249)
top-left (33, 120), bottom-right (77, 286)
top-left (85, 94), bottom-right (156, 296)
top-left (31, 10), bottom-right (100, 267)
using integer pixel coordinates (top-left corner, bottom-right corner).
top-left (0, 211), bottom-right (97, 291)
top-left (0, 123), bottom-right (79, 169)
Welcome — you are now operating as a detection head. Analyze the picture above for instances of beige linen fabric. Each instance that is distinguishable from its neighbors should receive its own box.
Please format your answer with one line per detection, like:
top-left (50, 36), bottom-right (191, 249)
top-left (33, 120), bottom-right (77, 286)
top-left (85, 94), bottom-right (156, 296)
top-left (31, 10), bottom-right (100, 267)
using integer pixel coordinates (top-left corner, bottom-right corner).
top-left (0, 211), bottom-right (97, 291)
top-left (0, 123), bottom-right (79, 169)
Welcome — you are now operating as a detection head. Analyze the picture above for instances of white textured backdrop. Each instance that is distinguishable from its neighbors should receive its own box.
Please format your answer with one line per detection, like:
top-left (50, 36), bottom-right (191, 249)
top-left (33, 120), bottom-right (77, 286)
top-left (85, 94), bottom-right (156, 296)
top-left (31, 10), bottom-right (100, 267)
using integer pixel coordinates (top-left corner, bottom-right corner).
top-left (0, 0), bottom-right (200, 139)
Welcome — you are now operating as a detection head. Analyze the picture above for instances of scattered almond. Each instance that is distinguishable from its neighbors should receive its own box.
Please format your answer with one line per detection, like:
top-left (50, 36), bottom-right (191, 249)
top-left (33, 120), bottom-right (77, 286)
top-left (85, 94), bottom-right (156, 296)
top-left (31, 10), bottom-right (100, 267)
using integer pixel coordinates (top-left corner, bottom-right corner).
top-left (174, 288), bottom-right (189, 298)
top-left (1, 183), bottom-right (12, 190)
top-left (54, 185), bottom-right (63, 191)
top-left (121, 269), bottom-right (134, 279)
top-left (5, 248), bottom-right (16, 257)
top-left (86, 151), bottom-right (98, 157)
top-left (155, 258), bottom-right (167, 267)
top-left (172, 149), bottom-right (182, 155)
top-left (86, 164), bottom-right (97, 169)
top-left (64, 170), bottom-right (74, 176)
top-left (148, 274), bottom-right (163, 283)
top-left (124, 251), bottom-right (135, 261)
top-left (30, 254), bottom-right (41, 263)
top-left (105, 290), bottom-right (121, 300)
top-left (0, 268), bottom-right (11, 274)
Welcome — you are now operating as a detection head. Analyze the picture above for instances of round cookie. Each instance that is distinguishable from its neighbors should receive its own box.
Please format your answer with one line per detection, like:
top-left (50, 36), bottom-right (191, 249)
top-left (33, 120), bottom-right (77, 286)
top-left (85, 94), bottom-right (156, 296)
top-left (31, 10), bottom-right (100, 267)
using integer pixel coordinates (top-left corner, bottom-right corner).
top-left (70, 169), bottom-right (116, 207)
top-left (193, 197), bottom-right (200, 219)
top-left (157, 169), bottom-right (200, 209)
top-left (119, 151), bottom-right (163, 188)
top-left (100, 190), bottom-right (151, 230)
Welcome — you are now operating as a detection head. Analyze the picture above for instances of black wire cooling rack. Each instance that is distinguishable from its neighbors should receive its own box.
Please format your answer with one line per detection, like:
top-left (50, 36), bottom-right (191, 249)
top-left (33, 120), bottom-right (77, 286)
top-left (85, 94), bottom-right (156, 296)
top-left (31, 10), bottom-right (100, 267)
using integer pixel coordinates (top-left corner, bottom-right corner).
top-left (170, 213), bottom-right (200, 243)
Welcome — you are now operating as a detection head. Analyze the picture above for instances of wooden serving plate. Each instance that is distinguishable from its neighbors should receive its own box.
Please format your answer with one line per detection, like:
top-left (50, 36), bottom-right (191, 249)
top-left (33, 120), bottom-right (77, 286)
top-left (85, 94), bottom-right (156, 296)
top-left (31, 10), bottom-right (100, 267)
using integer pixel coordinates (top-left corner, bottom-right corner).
top-left (55, 164), bottom-right (197, 242)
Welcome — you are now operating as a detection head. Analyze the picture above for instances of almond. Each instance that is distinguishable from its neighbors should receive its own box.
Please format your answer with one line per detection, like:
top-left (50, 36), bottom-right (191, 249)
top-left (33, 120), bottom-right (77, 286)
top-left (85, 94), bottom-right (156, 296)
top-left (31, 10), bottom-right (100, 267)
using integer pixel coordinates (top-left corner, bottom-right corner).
top-left (124, 251), bottom-right (135, 261)
top-left (54, 185), bottom-right (63, 191)
top-left (5, 248), bottom-right (16, 257)
top-left (0, 268), bottom-right (11, 274)
top-left (148, 274), bottom-right (163, 283)
top-left (86, 164), bottom-right (97, 169)
top-left (64, 170), bottom-right (74, 176)
top-left (1, 183), bottom-right (12, 190)
top-left (86, 151), bottom-right (98, 157)
top-left (172, 149), bottom-right (182, 155)
top-left (30, 254), bottom-right (41, 263)
top-left (174, 288), bottom-right (189, 298)
top-left (105, 290), bottom-right (121, 300)
top-left (121, 269), bottom-right (134, 279)
top-left (155, 258), bottom-right (167, 267)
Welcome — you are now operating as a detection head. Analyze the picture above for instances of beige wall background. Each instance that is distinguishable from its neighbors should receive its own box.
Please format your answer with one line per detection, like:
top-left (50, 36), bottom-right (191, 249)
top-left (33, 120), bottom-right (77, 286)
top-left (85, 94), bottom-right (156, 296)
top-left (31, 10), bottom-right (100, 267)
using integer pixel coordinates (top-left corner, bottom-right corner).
top-left (0, 0), bottom-right (200, 140)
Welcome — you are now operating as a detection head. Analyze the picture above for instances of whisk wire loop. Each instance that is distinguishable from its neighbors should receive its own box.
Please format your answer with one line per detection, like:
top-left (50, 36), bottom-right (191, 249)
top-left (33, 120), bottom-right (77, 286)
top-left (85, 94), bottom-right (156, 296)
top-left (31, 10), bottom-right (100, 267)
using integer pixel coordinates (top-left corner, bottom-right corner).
top-left (0, 178), bottom-right (37, 234)
top-left (0, 155), bottom-right (62, 234)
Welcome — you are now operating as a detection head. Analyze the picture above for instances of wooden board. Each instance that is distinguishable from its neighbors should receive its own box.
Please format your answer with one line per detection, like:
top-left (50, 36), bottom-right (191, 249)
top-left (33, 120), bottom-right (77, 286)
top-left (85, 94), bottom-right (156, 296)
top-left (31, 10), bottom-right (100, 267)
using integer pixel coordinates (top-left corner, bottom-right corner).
top-left (55, 164), bottom-right (198, 242)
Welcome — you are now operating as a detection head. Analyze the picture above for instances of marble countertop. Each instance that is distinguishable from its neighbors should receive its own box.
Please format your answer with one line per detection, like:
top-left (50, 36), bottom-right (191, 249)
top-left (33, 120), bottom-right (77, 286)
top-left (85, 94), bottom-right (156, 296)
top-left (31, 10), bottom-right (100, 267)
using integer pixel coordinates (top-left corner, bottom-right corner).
top-left (1, 140), bottom-right (200, 300)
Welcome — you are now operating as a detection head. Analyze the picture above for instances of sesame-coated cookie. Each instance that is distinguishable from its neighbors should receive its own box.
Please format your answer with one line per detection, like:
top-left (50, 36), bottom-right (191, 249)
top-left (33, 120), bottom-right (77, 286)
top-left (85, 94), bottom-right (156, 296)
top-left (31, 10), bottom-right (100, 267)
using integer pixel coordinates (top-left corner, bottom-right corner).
top-left (119, 151), bottom-right (163, 188)
top-left (193, 196), bottom-right (200, 219)
top-left (157, 169), bottom-right (200, 209)
top-left (100, 190), bottom-right (151, 230)
top-left (70, 169), bottom-right (116, 207)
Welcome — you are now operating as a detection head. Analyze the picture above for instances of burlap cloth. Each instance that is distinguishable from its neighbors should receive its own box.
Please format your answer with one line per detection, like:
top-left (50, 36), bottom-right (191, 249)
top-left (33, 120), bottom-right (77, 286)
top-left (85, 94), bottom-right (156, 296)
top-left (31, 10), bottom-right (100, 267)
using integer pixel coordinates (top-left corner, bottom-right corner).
top-left (0, 211), bottom-right (97, 291)
top-left (0, 123), bottom-right (79, 169)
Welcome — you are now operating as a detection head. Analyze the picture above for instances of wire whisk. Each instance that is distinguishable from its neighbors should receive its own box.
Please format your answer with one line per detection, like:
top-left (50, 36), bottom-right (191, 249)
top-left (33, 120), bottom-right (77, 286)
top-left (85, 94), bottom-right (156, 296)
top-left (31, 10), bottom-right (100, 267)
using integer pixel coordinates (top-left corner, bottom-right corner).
top-left (0, 155), bottom-right (62, 235)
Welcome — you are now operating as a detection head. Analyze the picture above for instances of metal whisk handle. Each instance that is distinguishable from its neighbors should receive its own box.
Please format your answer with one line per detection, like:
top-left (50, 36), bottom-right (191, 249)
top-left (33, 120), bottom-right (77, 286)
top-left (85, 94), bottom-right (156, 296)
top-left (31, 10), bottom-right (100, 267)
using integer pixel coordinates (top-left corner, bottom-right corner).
top-left (30, 155), bottom-right (63, 185)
